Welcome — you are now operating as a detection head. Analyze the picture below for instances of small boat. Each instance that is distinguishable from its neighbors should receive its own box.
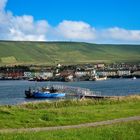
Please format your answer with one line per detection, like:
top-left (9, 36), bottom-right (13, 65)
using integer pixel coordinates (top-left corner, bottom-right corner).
top-left (132, 76), bottom-right (136, 80)
top-left (25, 86), bottom-right (65, 98)
top-left (92, 76), bottom-right (107, 81)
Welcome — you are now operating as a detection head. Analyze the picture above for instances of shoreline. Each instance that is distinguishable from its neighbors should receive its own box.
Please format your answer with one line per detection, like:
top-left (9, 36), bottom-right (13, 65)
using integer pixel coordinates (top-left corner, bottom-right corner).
top-left (0, 94), bottom-right (139, 107)
top-left (0, 76), bottom-right (140, 81)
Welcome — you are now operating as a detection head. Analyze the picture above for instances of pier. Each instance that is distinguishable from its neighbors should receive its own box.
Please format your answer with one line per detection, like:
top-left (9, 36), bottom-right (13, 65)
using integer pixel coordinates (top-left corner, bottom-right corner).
top-left (52, 85), bottom-right (108, 99)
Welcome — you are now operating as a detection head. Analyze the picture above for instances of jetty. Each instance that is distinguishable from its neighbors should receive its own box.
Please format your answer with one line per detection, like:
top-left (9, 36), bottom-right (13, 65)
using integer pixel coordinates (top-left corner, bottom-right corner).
top-left (51, 85), bottom-right (108, 99)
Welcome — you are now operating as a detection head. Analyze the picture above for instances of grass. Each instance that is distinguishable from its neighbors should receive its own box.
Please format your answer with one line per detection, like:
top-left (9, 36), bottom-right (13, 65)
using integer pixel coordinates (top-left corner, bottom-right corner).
top-left (0, 121), bottom-right (139, 140)
top-left (1, 56), bottom-right (17, 63)
top-left (0, 95), bottom-right (140, 129)
top-left (0, 41), bottom-right (140, 65)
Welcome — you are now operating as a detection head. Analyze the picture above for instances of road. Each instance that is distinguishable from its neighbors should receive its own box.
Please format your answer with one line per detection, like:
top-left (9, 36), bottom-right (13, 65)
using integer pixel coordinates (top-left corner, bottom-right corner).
top-left (0, 116), bottom-right (139, 133)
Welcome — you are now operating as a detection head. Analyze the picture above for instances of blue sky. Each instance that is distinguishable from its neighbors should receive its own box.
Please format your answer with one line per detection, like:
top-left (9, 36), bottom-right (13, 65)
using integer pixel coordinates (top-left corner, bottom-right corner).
top-left (0, 0), bottom-right (140, 44)
top-left (6, 0), bottom-right (140, 29)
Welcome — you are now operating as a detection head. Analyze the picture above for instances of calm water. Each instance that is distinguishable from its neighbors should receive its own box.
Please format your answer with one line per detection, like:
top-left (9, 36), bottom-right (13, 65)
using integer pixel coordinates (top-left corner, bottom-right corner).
top-left (0, 79), bottom-right (140, 105)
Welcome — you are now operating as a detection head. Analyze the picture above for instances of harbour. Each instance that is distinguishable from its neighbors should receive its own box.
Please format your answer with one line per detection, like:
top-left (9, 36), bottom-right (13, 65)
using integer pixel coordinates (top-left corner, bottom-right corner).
top-left (0, 79), bottom-right (140, 105)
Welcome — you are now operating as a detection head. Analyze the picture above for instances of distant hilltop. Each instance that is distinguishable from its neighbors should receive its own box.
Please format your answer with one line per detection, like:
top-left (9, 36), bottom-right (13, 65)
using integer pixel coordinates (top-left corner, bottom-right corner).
top-left (0, 41), bottom-right (140, 65)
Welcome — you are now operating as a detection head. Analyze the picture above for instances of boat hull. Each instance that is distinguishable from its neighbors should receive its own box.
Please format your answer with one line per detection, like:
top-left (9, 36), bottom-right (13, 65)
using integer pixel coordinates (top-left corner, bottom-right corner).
top-left (92, 76), bottom-right (107, 81)
top-left (32, 92), bottom-right (65, 98)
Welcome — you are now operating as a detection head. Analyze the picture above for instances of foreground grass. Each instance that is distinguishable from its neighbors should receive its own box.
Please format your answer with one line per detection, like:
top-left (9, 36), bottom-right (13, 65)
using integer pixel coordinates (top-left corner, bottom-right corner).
top-left (0, 121), bottom-right (139, 140)
top-left (0, 95), bottom-right (140, 129)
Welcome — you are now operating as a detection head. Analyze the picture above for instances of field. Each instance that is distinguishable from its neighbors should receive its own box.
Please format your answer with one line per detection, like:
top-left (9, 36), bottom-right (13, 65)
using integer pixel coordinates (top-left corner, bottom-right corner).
top-left (0, 96), bottom-right (140, 139)
top-left (0, 96), bottom-right (140, 140)
top-left (0, 41), bottom-right (140, 65)
top-left (0, 96), bottom-right (139, 129)
top-left (0, 121), bottom-right (139, 140)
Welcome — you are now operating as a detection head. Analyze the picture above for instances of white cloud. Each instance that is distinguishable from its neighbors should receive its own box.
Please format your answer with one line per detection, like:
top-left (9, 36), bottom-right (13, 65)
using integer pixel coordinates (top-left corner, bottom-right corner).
top-left (97, 27), bottom-right (140, 44)
top-left (0, 0), bottom-right (49, 41)
top-left (0, 0), bottom-right (140, 44)
top-left (55, 20), bottom-right (96, 41)
top-left (0, 0), bottom-right (7, 11)
top-left (9, 15), bottom-right (49, 41)
top-left (102, 27), bottom-right (140, 41)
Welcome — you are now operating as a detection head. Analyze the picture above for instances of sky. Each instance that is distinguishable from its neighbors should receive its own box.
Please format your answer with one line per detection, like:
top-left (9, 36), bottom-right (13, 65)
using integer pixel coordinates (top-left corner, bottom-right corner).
top-left (0, 0), bottom-right (140, 44)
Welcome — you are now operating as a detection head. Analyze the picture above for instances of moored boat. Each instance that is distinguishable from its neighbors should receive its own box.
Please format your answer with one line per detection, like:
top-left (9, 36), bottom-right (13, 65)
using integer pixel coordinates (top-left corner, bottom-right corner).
top-left (92, 76), bottom-right (107, 81)
top-left (25, 86), bottom-right (65, 98)
top-left (33, 92), bottom-right (65, 98)
top-left (132, 76), bottom-right (136, 80)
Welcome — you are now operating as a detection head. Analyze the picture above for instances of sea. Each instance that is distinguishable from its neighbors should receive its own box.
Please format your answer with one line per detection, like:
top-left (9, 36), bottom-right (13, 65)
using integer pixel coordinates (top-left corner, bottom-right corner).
top-left (0, 79), bottom-right (140, 105)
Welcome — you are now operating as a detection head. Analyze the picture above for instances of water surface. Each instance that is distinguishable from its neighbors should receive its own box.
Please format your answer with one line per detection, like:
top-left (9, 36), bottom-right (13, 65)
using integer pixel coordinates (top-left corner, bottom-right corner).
top-left (0, 79), bottom-right (140, 105)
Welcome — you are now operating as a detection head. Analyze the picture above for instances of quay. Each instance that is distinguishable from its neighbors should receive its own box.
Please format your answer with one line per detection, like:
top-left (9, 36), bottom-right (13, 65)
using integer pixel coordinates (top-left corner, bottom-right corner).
top-left (52, 85), bottom-right (110, 99)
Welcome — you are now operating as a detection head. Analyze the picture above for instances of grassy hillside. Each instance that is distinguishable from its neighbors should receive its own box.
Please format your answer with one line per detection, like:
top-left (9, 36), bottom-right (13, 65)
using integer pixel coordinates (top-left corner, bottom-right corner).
top-left (0, 41), bottom-right (140, 65)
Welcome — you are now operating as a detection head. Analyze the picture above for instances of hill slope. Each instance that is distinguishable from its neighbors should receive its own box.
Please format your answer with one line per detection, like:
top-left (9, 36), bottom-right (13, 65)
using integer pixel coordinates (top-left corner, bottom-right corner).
top-left (0, 41), bottom-right (140, 65)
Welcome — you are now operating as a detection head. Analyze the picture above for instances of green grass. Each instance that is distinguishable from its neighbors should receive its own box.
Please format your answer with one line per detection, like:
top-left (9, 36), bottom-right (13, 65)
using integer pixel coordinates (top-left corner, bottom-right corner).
top-left (0, 121), bottom-right (139, 140)
top-left (0, 96), bottom-right (140, 129)
top-left (1, 56), bottom-right (17, 63)
top-left (0, 41), bottom-right (140, 65)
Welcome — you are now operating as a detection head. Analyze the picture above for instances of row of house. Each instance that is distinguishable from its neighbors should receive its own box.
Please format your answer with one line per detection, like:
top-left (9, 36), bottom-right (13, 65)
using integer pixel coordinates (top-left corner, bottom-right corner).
top-left (0, 62), bottom-right (140, 80)
top-left (96, 70), bottom-right (131, 77)
top-left (1, 69), bottom-right (140, 81)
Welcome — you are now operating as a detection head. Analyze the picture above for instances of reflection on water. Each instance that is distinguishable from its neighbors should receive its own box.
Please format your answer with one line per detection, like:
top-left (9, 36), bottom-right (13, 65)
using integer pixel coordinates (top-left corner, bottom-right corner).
top-left (0, 79), bottom-right (140, 105)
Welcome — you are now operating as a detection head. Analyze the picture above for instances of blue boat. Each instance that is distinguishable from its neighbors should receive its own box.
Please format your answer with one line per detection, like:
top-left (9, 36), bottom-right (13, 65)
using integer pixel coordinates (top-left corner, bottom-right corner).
top-left (33, 92), bottom-right (65, 98)
top-left (25, 86), bottom-right (65, 98)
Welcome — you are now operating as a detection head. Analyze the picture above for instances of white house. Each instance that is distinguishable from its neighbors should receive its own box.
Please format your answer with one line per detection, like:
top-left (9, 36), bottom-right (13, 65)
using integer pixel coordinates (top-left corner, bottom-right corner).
top-left (117, 70), bottom-right (131, 76)
top-left (75, 71), bottom-right (90, 77)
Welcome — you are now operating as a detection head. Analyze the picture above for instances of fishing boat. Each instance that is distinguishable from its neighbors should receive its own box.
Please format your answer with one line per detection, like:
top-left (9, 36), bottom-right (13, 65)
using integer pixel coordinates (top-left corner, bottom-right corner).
top-left (25, 86), bottom-right (65, 98)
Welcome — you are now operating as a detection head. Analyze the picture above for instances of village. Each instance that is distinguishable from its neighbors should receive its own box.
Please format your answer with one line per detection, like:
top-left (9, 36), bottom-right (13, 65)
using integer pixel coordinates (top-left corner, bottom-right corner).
top-left (0, 63), bottom-right (140, 81)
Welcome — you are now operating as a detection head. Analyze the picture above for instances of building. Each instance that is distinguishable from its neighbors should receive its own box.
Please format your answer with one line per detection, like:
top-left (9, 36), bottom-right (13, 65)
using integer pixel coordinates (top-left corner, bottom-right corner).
top-left (117, 70), bottom-right (131, 76)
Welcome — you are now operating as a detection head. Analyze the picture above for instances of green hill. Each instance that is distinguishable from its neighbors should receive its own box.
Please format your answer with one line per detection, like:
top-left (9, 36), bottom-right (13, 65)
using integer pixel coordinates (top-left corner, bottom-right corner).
top-left (0, 41), bottom-right (140, 65)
